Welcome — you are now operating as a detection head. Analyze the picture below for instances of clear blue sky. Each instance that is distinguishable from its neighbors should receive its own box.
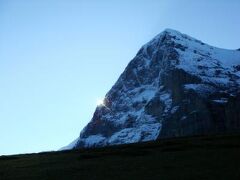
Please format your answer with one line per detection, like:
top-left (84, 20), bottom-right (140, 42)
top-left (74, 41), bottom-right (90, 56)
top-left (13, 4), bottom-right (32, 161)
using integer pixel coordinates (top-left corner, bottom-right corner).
top-left (0, 0), bottom-right (239, 155)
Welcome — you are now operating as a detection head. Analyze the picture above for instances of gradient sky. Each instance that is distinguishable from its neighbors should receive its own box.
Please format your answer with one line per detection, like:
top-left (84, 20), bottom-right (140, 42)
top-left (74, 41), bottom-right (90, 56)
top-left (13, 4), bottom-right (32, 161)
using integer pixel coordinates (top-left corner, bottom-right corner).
top-left (0, 0), bottom-right (240, 155)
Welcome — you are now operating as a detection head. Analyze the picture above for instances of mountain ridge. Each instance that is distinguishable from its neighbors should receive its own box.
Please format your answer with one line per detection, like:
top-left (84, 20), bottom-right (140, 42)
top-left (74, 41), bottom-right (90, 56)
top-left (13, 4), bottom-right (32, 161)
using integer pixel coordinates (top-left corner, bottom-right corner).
top-left (64, 29), bottom-right (240, 150)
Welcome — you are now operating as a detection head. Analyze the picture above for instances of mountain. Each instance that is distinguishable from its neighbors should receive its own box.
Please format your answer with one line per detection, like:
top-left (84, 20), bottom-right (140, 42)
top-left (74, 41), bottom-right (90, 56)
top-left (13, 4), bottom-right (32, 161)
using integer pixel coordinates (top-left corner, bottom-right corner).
top-left (65, 29), bottom-right (240, 149)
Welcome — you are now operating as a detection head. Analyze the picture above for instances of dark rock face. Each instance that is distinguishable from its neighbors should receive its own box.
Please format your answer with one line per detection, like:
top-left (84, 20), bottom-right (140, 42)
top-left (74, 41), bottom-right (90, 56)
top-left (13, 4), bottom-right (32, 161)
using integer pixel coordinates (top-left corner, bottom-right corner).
top-left (69, 29), bottom-right (240, 149)
top-left (160, 90), bottom-right (240, 138)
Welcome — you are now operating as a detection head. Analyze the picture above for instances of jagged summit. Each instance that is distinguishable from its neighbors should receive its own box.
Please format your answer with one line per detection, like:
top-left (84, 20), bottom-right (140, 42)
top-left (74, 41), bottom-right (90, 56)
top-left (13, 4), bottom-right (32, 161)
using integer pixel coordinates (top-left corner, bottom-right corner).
top-left (152, 28), bottom-right (195, 41)
top-left (63, 29), bottom-right (240, 150)
top-left (144, 29), bottom-right (240, 85)
top-left (144, 28), bottom-right (205, 48)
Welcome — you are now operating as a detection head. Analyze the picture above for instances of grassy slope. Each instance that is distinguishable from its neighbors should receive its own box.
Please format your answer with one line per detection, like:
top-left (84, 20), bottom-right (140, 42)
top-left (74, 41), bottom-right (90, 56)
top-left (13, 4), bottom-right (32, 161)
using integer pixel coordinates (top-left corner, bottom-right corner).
top-left (0, 134), bottom-right (240, 180)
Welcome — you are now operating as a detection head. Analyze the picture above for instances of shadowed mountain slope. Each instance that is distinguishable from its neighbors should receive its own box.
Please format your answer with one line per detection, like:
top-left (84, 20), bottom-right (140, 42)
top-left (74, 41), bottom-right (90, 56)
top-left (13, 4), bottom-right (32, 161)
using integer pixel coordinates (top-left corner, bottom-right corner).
top-left (65, 29), bottom-right (240, 149)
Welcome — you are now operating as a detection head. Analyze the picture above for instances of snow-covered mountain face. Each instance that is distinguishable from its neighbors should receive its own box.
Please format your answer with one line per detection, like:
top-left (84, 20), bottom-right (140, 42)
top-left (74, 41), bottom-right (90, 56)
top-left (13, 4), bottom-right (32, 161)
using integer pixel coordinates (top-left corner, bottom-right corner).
top-left (71, 29), bottom-right (240, 149)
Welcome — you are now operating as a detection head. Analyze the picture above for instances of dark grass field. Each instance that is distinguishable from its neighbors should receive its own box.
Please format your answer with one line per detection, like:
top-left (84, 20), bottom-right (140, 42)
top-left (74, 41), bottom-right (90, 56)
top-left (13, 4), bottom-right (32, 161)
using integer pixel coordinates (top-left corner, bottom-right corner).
top-left (1, 134), bottom-right (240, 180)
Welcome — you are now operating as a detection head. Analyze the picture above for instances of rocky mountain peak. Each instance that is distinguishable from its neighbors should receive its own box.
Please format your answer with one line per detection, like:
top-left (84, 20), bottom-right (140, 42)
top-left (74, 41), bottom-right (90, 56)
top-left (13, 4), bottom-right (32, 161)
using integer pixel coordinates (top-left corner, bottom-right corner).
top-left (63, 29), bottom-right (240, 150)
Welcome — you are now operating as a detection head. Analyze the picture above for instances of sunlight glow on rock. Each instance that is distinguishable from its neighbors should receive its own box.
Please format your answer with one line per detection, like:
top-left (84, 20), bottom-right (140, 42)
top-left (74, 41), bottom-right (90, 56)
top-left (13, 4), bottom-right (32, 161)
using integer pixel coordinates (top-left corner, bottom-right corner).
top-left (96, 98), bottom-right (104, 106)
